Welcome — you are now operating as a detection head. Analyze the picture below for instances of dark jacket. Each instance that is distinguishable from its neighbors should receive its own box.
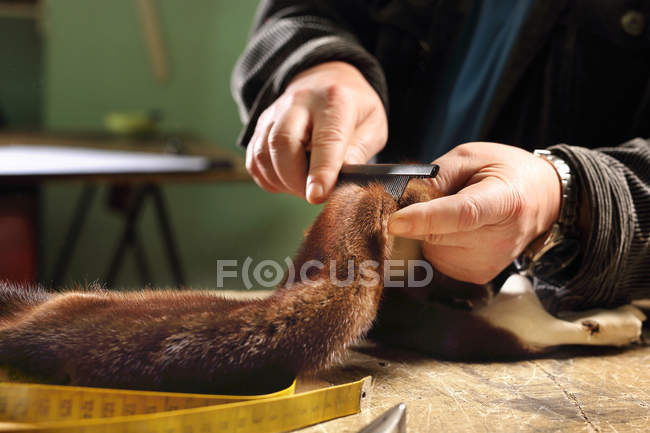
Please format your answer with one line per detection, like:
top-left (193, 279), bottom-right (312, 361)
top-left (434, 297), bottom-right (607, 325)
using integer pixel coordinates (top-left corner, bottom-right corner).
top-left (232, 0), bottom-right (650, 311)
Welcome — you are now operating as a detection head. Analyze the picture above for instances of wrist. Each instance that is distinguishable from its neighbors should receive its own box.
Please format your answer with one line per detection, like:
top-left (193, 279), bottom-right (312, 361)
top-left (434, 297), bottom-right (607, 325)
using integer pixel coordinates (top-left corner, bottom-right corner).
top-left (535, 149), bottom-right (579, 233)
top-left (516, 150), bottom-right (581, 278)
top-left (535, 150), bottom-right (563, 241)
top-left (288, 61), bottom-right (364, 89)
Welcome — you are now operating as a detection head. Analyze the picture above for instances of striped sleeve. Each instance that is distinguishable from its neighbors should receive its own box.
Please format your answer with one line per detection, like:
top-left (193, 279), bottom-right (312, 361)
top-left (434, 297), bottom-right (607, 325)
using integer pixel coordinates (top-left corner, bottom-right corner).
top-left (230, 1), bottom-right (387, 149)
top-left (539, 139), bottom-right (650, 311)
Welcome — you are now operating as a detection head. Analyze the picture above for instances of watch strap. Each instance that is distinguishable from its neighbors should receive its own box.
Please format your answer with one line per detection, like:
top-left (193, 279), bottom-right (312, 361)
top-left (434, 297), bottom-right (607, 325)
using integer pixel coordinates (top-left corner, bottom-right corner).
top-left (534, 149), bottom-right (578, 230)
top-left (515, 150), bottom-right (580, 278)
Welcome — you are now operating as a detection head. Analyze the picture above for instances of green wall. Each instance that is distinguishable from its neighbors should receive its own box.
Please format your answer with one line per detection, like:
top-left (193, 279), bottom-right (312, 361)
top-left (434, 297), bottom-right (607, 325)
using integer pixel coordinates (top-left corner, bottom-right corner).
top-left (0, 17), bottom-right (42, 127)
top-left (41, 0), bottom-right (321, 289)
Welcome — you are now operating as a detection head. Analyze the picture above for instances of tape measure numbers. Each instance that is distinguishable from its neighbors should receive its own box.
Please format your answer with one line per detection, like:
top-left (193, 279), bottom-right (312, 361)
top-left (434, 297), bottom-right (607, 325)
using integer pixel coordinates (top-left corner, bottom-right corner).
top-left (0, 377), bottom-right (371, 433)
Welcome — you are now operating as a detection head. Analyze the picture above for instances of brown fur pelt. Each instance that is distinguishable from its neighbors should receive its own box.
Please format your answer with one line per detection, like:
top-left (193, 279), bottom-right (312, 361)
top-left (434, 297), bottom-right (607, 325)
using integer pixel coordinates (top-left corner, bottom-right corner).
top-left (0, 181), bottom-right (441, 394)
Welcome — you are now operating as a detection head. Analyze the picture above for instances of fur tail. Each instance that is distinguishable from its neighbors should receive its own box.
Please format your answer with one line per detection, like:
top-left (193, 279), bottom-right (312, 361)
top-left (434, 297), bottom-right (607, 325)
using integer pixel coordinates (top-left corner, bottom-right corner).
top-left (169, 180), bottom-right (439, 392)
top-left (0, 181), bottom-right (441, 393)
top-left (154, 183), bottom-right (405, 392)
top-left (0, 281), bottom-right (50, 325)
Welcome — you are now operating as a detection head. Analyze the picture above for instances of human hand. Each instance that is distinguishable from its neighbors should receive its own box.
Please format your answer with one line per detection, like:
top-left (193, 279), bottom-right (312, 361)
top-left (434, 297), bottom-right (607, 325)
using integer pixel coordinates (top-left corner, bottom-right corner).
top-left (245, 61), bottom-right (388, 204)
top-left (388, 143), bottom-right (562, 284)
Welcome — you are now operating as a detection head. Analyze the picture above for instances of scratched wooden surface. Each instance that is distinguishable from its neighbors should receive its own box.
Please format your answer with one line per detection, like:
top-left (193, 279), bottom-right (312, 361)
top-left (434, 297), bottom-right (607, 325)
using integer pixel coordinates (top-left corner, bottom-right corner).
top-left (218, 291), bottom-right (649, 432)
top-left (294, 326), bottom-right (650, 433)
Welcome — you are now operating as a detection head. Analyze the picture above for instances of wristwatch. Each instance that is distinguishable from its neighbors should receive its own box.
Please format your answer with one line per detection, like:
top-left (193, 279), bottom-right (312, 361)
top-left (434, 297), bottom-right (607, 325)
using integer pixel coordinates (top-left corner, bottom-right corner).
top-left (515, 150), bottom-right (580, 279)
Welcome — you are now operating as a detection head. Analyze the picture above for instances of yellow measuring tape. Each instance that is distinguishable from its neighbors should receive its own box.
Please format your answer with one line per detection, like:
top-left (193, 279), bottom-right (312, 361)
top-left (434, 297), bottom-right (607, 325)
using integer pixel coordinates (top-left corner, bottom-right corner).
top-left (0, 377), bottom-right (371, 432)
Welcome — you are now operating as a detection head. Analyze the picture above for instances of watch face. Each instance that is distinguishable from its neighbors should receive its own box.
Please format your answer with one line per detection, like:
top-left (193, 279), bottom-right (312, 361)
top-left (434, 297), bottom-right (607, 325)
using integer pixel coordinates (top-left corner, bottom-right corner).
top-left (531, 238), bottom-right (580, 280)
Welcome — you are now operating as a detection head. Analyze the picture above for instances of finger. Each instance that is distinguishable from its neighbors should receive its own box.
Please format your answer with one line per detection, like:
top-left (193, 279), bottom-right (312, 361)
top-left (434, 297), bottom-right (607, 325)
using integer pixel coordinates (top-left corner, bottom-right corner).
top-left (422, 243), bottom-right (505, 284)
top-left (306, 88), bottom-right (356, 203)
top-left (244, 112), bottom-right (265, 176)
top-left (251, 120), bottom-right (285, 193)
top-left (250, 169), bottom-right (281, 193)
top-left (246, 118), bottom-right (281, 193)
top-left (343, 116), bottom-right (387, 164)
top-left (246, 144), bottom-right (281, 193)
top-left (388, 177), bottom-right (512, 236)
top-left (393, 232), bottom-right (473, 248)
top-left (403, 231), bottom-right (479, 248)
top-left (408, 228), bottom-right (518, 258)
top-left (427, 142), bottom-right (490, 195)
top-left (267, 105), bottom-right (310, 197)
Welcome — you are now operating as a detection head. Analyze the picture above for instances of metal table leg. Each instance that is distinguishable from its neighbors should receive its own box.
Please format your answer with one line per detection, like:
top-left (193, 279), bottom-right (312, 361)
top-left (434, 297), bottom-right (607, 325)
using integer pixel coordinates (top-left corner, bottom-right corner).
top-left (51, 183), bottom-right (185, 290)
top-left (51, 184), bottom-right (98, 289)
top-left (104, 184), bottom-right (185, 289)
top-left (104, 185), bottom-right (150, 288)
top-left (151, 186), bottom-right (185, 287)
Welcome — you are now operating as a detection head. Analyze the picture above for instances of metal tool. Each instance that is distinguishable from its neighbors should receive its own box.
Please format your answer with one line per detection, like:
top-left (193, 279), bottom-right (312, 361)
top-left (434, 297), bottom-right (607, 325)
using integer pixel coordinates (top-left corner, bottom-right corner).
top-left (357, 402), bottom-right (407, 433)
top-left (337, 164), bottom-right (439, 200)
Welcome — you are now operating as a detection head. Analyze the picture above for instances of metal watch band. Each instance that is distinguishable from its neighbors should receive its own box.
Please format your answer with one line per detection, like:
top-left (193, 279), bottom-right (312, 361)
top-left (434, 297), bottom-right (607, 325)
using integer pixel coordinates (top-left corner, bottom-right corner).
top-left (533, 149), bottom-right (578, 229)
top-left (515, 150), bottom-right (580, 277)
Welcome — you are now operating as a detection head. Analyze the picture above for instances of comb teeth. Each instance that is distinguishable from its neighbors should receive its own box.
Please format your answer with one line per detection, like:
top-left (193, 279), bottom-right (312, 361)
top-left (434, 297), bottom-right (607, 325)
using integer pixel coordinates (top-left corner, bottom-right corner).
top-left (337, 174), bottom-right (425, 200)
top-left (336, 163), bottom-right (439, 200)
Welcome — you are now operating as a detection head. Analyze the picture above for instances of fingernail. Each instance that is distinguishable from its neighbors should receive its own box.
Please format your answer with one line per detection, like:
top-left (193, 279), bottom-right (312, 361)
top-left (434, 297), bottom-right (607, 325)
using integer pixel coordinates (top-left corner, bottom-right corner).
top-left (389, 217), bottom-right (411, 235)
top-left (307, 180), bottom-right (323, 202)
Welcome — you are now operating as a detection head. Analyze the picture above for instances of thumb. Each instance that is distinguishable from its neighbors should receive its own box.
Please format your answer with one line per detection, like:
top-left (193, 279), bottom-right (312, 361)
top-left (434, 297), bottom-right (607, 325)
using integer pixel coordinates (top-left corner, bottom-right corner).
top-left (343, 119), bottom-right (387, 164)
top-left (306, 99), bottom-right (356, 203)
top-left (429, 143), bottom-right (491, 195)
top-left (388, 177), bottom-right (513, 237)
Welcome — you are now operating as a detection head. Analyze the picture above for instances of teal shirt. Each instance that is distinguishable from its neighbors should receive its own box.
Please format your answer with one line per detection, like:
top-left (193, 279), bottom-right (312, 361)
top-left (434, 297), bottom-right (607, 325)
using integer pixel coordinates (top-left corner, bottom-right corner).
top-left (420, 0), bottom-right (534, 161)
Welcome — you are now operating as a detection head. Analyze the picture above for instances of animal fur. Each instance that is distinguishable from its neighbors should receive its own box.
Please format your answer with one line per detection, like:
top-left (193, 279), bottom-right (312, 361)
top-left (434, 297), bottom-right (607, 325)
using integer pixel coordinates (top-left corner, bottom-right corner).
top-left (0, 182), bottom-right (436, 393)
top-left (0, 180), bottom-right (645, 394)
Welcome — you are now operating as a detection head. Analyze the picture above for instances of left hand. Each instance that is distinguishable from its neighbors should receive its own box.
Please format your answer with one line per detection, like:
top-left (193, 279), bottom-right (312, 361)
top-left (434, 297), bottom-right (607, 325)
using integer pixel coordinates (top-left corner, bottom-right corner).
top-left (388, 142), bottom-right (562, 284)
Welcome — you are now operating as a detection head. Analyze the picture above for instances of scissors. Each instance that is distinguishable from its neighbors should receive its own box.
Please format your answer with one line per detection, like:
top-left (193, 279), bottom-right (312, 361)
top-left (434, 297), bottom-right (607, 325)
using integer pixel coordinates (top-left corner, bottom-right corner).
top-left (356, 402), bottom-right (407, 433)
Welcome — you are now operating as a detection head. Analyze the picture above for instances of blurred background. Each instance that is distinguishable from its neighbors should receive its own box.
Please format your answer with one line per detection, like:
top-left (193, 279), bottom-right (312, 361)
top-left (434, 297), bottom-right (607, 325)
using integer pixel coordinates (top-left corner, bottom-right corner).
top-left (0, 0), bottom-right (321, 290)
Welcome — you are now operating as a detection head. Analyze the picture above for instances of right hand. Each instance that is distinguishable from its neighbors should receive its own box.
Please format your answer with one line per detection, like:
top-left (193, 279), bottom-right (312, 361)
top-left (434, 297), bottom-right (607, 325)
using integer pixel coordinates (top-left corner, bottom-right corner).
top-left (245, 61), bottom-right (388, 204)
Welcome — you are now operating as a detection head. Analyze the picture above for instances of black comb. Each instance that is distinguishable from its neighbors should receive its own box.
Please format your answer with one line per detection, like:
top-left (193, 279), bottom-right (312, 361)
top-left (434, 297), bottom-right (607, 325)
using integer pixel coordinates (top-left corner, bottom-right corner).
top-left (337, 164), bottom-right (439, 200)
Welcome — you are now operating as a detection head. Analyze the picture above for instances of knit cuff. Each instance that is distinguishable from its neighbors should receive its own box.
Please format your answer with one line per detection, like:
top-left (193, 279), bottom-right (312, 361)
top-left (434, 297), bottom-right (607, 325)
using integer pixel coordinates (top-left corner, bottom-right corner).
top-left (537, 144), bottom-right (636, 311)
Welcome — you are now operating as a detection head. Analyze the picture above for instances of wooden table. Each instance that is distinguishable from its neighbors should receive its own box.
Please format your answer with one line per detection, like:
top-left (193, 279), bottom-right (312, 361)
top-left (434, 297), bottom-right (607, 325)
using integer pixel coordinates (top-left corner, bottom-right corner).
top-left (221, 291), bottom-right (649, 432)
top-left (0, 131), bottom-right (250, 183)
top-left (295, 329), bottom-right (650, 432)
top-left (0, 131), bottom-right (250, 288)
